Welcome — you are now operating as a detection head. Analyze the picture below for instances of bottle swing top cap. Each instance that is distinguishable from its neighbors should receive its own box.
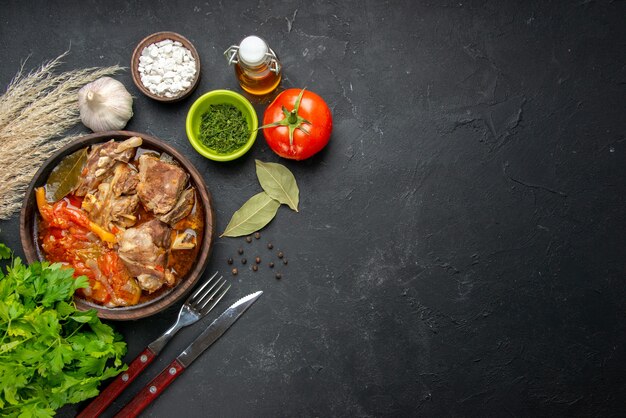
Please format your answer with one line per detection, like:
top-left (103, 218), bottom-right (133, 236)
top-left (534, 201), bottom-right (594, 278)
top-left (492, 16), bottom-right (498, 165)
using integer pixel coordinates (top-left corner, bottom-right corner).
top-left (238, 36), bottom-right (268, 66)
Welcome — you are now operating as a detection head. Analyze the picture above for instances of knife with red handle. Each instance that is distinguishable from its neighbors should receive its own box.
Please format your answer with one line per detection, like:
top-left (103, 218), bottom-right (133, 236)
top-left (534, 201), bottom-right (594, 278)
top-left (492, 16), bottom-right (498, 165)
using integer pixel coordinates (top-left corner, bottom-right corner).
top-left (76, 347), bottom-right (156, 418)
top-left (78, 271), bottom-right (228, 417)
top-left (114, 291), bottom-right (263, 418)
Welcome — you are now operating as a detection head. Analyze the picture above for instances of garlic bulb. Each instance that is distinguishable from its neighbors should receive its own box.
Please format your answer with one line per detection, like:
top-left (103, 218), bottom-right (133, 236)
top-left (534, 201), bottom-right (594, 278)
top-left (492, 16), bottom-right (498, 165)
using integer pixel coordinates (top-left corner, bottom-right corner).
top-left (78, 77), bottom-right (133, 132)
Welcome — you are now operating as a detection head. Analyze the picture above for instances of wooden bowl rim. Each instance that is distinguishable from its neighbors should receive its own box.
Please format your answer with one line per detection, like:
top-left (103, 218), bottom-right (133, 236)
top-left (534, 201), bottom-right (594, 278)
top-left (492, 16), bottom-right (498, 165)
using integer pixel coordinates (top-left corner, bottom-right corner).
top-left (19, 130), bottom-right (215, 320)
top-left (131, 31), bottom-right (201, 103)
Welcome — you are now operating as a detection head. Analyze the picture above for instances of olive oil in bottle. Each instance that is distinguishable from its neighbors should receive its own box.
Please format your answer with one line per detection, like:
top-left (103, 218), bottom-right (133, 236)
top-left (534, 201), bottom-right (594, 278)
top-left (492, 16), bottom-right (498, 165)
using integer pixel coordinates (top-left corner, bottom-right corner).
top-left (224, 36), bottom-right (281, 95)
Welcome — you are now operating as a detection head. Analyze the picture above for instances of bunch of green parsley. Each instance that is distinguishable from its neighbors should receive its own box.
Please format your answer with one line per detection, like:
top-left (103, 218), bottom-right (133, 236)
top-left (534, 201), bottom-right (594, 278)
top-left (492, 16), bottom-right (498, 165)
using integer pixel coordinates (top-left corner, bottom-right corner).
top-left (0, 242), bottom-right (127, 417)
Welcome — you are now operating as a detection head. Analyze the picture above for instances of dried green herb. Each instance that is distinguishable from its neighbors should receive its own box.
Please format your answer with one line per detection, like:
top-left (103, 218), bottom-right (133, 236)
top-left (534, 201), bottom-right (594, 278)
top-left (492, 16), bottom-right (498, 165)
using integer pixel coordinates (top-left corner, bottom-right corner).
top-left (45, 148), bottom-right (88, 202)
top-left (221, 192), bottom-right (281, 237)
top-left (199, 104), bottom-right (249, 154)
top-left (255, 160), bottom-right (299, 212)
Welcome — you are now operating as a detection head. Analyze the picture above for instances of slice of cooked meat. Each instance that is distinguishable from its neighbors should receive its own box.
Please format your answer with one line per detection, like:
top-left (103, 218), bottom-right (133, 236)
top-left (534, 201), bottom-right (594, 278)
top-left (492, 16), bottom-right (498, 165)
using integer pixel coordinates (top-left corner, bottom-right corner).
top-left (82, 163), bottom-right (141, 229)
top-left (117, 219), bottom-right (172, 293)
top-left (82, 183), bottom-right (111, 226)
top-left (83, 183), bottom-right (140, 228)
top-left (111, 164), bottom-right (139, 196)
top-left (136, 154), bottom-right (189, 215)
top-left (136, 274), bottom-right (163, 293)
top-left (75, 136), bottom-right (142, 196)
top-left (142, 217), bottom-right (172, 248)
top-left (136, 269), bottom-right (176, 293)
top-left (158, 188), bottom-right (195, 225)
top-left (109, 194), bottom-right (140, 228)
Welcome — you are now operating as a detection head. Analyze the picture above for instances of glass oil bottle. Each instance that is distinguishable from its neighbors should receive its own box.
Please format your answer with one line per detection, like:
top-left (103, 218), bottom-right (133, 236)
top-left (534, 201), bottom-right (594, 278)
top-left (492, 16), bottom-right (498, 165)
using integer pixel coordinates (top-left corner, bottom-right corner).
top-left (224, 36), bottom-right (281, 95)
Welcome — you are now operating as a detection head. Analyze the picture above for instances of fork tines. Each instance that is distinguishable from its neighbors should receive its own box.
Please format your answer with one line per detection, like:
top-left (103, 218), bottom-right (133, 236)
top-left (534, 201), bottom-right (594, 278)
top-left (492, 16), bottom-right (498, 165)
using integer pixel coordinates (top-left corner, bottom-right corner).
top-left (187, 272), bottom-right (231, 315)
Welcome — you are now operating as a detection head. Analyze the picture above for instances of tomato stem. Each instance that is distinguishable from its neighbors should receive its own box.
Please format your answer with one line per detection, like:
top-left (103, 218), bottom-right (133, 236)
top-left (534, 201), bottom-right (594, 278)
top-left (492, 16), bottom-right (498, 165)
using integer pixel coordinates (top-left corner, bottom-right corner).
top-left (288, 110), bottom-right (298, 124)
top-left (258, 88), bottom-right (312, 145)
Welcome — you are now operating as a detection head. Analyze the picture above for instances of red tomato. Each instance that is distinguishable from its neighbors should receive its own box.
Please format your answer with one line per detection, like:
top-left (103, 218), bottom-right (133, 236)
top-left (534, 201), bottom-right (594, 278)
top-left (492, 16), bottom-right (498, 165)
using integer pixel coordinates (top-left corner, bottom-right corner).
top-left (262, 89), bottom-right (332, 160)
top-left (98, 252), bottom-right (141, 306)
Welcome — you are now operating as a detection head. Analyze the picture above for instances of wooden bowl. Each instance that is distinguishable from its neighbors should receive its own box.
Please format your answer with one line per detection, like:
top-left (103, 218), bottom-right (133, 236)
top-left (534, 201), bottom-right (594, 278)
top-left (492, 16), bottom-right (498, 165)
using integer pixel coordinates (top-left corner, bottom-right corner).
top-left (20, 131), bottom-right (215, 320)
top-left (131, 31), bottom-right (201, 103)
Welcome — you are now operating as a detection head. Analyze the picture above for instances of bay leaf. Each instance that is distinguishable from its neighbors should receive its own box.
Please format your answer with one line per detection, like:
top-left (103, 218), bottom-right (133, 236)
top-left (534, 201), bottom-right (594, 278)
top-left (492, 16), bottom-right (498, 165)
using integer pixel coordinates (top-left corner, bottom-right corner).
top-left (255, 160), bottom-right (299, 212)
top-left (221, 192), bottom-right (281, 237)
top-left (45, 148), bottom-right (88, 202)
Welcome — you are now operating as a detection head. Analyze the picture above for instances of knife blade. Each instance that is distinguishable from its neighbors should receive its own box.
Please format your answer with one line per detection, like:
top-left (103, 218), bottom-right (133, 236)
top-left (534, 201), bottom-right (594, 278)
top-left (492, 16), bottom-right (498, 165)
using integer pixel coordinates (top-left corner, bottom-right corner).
top-left (113, 291), bottom-right (263, 418)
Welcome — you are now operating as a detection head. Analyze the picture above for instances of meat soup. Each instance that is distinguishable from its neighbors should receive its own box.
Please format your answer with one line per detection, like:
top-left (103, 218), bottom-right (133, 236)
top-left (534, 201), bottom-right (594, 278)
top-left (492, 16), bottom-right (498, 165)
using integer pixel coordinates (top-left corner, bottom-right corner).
top-left (35, 137), bottom-right (203, 307)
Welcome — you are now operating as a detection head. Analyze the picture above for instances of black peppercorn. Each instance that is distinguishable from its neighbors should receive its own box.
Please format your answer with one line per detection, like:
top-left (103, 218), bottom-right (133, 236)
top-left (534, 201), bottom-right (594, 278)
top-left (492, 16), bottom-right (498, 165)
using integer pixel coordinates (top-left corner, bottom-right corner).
top-left (227, 257), bottom-right (233, 265)
top-left (255, 256), bottom-right (261, 264)
top-left (254, 232), bottom-right (261, 239)
top-left (241, 258), bottom-right (247, 265)
top-left (252, 265), bottom-right (258, 272)
top-left (232, 268), bottom-right (238, 275)
top-left (277, 251), bottom-right (284, 259)
top-left (238, 248), bottom-right (244, 255)
top-left (275, 272), bottom-right (282, 280)
top-left (283, 259), bottom-right (288, 265)
top-left (269, 262), bottom-right (274, 268)
top-left (267, 243), bottom-right (273, 249)
top-left (246, 236), bottom-right (252, 243)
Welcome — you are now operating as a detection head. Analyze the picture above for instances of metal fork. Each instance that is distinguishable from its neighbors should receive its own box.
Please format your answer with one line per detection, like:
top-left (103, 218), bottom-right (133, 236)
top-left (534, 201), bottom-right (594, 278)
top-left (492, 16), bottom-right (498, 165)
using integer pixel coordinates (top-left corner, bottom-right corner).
top-left (78, 271), bottom-right (230, 418)
top-left (148, 271), bottom-right (230, 354)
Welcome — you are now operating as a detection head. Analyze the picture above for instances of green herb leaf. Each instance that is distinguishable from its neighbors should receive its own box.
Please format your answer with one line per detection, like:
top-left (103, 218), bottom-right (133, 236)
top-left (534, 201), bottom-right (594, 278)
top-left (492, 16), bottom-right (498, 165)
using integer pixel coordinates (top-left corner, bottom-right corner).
top-left (221, 192), bottom-right (281, 237)
top-left (255, 160), bottom-right (300, 212)
top-left (0, 244), bottom-right (127, 416)
top-left (45, 148), bottom-right (88, 202)
top-left (0, 243), bottom-right (11, 260)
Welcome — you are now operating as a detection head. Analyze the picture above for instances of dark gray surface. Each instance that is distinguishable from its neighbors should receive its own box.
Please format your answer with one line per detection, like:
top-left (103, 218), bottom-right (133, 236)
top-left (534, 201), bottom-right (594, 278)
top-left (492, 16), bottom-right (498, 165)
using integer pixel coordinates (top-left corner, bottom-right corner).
top-left (1, 1), bottom-right (625, 417)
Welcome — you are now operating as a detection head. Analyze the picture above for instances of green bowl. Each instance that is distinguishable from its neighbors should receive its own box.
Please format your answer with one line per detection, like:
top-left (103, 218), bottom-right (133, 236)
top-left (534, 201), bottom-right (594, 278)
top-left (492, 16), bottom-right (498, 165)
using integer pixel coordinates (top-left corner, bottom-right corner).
top-left (186, 89), bottom-right (258, 161)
